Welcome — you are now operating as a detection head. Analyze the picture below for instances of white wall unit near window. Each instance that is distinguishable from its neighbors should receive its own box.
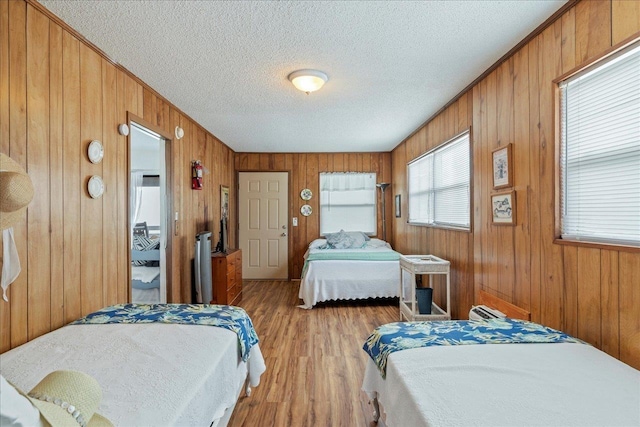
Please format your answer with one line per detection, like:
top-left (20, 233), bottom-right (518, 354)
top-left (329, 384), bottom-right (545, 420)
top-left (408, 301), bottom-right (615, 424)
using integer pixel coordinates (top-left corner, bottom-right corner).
top-left (407, 131), bottom-right (471, 230)
top-left (558, 39), bottom-right (640, 247)
top-left (320, 172), bottom-right (376, 235)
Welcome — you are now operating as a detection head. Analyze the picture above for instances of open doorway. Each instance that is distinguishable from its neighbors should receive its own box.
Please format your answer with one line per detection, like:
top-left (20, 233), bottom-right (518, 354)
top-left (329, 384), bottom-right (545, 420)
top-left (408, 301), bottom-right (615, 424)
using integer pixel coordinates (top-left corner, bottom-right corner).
top-left (129, 122), bottom-right (168, 303)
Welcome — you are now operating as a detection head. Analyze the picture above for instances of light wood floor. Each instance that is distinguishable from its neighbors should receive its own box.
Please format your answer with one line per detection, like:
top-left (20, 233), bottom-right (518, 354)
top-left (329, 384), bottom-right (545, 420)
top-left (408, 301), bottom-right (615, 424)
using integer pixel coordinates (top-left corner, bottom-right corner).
top-left (229, 280), bottom-right (397, 427)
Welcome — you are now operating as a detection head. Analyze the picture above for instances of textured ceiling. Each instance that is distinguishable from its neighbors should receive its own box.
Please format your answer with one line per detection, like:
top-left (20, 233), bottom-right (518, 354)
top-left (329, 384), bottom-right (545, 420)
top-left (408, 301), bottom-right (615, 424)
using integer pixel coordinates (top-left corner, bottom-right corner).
top-left (39, 0), bottom-right (566, 153)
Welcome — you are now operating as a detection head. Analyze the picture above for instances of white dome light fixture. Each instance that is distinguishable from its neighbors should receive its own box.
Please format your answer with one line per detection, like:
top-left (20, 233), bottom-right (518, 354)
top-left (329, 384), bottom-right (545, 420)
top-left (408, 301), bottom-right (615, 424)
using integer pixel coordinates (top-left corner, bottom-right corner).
top-left (288, 69), bottom-right (328, 94)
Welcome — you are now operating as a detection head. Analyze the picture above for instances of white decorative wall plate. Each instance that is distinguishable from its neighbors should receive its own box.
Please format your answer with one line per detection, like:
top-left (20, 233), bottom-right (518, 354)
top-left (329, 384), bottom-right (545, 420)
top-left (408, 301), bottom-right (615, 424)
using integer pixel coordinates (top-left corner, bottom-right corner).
top-left (88, 140), bottom-right (104, 164)
top-left (300, 204), bottom-right (312, 216)
top-left (88, 175), bottom-right (104, 199)
top-left (300, 188), bottom-right (312, 200)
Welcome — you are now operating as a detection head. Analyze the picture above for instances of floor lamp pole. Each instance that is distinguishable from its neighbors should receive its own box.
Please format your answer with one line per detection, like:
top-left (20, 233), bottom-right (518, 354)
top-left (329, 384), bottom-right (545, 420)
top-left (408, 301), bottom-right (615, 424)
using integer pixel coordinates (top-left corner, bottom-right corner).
top-left (377, 183), bottom-right (390, 241)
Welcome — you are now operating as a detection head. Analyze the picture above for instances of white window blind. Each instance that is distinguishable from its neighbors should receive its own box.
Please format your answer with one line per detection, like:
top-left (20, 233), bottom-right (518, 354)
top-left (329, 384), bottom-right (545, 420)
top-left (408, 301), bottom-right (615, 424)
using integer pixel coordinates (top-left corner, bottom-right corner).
top-left (320, 172), bottom-right (376, 235)
top-left (559, 41), bottom-right (640, 247)
top-left (408, 131), bottom-right (470, 229)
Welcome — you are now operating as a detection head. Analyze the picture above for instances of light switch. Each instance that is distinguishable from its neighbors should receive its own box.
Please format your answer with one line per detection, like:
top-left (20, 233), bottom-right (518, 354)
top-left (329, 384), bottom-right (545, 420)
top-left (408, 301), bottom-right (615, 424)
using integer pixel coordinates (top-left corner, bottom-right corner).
top-left (292, 217), bottom-right (298, 227)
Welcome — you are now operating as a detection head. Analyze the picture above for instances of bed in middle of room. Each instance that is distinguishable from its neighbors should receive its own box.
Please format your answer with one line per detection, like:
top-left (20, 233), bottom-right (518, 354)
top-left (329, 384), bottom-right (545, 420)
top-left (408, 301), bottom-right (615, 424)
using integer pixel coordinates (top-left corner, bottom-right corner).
top-left (298, 231), bottom-right (401, 308)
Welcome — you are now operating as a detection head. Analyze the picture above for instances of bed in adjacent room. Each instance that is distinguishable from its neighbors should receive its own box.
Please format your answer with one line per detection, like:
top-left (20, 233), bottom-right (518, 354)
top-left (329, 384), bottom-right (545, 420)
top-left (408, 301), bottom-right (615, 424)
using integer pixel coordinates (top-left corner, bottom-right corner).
top-left (298, 231), bottom-right (401, 309)
top-left (0, 304), bottom-right (266, 427)
top-left (131, 233), bottom-right (162, 303)
top-left (361, 318), bottom-right (640, 427)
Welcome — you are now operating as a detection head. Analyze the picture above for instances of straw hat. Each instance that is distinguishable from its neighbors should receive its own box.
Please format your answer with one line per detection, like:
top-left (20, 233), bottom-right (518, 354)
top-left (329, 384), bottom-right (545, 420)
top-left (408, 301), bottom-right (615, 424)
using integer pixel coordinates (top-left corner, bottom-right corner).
top-left (26, 370), bottom-right (113, 427)
top-left (0, 153), bottom-right (34, 230)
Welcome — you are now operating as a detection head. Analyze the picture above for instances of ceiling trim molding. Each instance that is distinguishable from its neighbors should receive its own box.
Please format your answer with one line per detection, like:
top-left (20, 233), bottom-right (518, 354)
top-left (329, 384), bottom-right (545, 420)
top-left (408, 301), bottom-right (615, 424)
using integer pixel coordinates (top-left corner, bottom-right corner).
top-left (28, 0), bottom-right (235, 153)
top-left (395, 0), bottom-right (580, 151)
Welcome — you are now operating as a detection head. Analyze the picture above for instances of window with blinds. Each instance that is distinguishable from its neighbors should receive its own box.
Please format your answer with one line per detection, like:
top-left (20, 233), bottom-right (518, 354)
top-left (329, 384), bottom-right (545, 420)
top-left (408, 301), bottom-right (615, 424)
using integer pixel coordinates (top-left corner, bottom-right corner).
top-left (559, 40), bottom-right (640, 247)
top-left (319, 172), bottom-right (377, 235)
top-left (408, 131), bottom-right (470, 229)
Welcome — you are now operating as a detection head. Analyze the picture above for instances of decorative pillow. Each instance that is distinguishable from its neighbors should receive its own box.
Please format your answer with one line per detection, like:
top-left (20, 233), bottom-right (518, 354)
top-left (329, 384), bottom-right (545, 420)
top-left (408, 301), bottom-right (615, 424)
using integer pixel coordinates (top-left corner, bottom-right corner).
top-left (0, 375), bottom-right (43, 427)
top-left (322, 230), bottom-right (372, 249)
top-left (132, 235), bottom-right (160, 266)
top-left (344, 231), bottom-right (369, 248)
top-left (308, 239), bottom-right (327, 249)
top-left (366, 238), bottom-right (391, 249)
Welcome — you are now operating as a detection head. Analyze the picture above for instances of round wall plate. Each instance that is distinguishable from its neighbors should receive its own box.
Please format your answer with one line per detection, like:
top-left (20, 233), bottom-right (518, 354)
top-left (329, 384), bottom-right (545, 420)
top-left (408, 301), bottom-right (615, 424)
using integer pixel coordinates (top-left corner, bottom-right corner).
top-left (88, 140), bottom-right (104, 164)
top-left (118, 124), bottom-right (130, 136)
top-left (300, 188), bottom-right (312, 200)
top-left (300, 204), bottom-right (312, 216)
top-left (88, 175), bottom-right (105, 199)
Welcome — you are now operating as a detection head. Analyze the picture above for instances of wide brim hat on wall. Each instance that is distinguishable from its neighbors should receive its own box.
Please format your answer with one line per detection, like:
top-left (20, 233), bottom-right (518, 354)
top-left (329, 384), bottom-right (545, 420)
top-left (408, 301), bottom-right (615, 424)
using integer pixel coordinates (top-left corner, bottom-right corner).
top-left (0, 153), bottom-right (34, 230)
top-left (26, 370), bottom-right (113, 427)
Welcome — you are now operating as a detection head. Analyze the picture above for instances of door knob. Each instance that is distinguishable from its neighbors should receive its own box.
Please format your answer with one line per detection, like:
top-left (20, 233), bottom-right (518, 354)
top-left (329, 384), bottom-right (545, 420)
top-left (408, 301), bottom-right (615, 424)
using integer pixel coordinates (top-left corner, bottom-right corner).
top-left (282, 225), bottom-right (287, 229)
top-left (281, 232), bottom-right (287, 237)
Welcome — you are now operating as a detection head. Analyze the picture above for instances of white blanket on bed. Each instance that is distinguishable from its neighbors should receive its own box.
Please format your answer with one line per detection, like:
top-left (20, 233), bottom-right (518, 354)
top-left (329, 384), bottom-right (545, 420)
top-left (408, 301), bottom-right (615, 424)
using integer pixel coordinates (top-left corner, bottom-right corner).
top-left (362, 342), bottom-right (640, 427)
top-left (0, 323), bottom-right (266, 426)
top-left (131, 265), bottom-right (160, 283)
top-left (298, 240), bottom-right (400, 308)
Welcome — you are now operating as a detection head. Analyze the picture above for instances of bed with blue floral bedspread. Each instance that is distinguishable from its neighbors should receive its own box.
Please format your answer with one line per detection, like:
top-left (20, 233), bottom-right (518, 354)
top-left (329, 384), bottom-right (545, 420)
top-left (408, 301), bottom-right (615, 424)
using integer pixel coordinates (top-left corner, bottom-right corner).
top-left (1, 303), bottom-right (266, 426)
top-left (363, 318), bottom-right (583, 378)
top-left (361, 318), bottom-right (640, 427)
top-left (72, 303), bottom-right (259, 361)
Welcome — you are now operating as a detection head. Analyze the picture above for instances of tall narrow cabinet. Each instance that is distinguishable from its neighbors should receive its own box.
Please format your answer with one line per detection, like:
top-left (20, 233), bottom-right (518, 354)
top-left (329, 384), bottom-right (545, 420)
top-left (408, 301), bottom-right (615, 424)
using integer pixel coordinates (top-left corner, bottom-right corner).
top-left (211, 249), bottom-right (242, 305)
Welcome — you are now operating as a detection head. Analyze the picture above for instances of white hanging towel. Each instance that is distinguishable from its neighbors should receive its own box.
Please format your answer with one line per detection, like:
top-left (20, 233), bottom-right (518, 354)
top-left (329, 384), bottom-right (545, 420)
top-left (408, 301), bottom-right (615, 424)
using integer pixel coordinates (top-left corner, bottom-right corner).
top-left (1, 227), bottom-right (21, 302)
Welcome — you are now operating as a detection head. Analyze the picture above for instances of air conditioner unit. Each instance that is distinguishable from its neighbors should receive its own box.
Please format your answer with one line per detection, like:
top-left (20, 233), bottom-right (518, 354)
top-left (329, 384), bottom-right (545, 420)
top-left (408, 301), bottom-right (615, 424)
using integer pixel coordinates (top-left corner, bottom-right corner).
top-left (469, 305), bottom-right (506, 321)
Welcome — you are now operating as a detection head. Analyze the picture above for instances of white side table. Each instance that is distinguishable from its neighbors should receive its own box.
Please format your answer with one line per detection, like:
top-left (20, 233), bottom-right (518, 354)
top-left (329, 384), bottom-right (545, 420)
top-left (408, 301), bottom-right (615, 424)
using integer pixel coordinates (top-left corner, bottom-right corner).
top-left (399, 254), bottom-right (451, 321)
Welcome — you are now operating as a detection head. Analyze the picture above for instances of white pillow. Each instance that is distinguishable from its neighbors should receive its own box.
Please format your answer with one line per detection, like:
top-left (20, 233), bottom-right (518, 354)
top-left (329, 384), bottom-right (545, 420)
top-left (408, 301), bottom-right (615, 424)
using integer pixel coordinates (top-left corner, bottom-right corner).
top-left (367, 238), bottom-right (392, 249)
top-left (308, 239), bottom-right (327, 249)
top-left (0, 375), bottom-right (43, 427)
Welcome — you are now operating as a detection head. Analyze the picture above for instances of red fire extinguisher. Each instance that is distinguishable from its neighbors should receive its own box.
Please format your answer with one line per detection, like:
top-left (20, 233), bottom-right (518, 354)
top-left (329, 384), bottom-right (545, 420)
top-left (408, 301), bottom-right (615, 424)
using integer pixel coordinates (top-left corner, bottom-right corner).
top-left (192, 160), bottom-right (203, 190)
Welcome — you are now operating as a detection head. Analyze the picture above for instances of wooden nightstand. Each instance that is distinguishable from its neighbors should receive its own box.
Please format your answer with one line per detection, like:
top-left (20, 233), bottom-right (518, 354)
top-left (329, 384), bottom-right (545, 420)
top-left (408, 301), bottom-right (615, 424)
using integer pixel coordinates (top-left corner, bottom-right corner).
top-left (211, 249), bottom-right (242, 305)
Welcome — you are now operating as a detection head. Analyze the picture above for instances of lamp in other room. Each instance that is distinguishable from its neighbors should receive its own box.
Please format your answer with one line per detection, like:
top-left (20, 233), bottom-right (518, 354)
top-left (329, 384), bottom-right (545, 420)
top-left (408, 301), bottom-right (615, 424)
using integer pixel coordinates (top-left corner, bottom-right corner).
top-left (376, 183), bottom-right (390, 241)
top-left (288, 69), bottom-right (328, 94)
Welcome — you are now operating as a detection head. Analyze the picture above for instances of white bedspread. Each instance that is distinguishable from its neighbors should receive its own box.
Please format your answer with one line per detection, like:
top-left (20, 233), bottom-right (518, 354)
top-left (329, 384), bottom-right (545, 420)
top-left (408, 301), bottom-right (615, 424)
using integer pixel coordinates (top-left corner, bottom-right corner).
top-left (1, 323), bottom-right (266, 426)
top-left (362, 342), bottom-right (640, 427)
top-left (299, 259), bottom-right (399, 308)
top-left (131, 265), bottom-right (160, 283)
top-left (298, 246), bottom-right (400, 309)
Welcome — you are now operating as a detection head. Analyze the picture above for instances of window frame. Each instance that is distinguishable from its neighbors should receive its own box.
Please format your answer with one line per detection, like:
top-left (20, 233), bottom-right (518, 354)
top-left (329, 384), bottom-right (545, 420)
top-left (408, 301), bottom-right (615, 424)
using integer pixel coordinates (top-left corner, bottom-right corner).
top-left (406, 129), bottom-right (472, 232)
top-left (319, 172), bottom-right (378, 236)
top-left (553, 34), bottom-right (640, 253)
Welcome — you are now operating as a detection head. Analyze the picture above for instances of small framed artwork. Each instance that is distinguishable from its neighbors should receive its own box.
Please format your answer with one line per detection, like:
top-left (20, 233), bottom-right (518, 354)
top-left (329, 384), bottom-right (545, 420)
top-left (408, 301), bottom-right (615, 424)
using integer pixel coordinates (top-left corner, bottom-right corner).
top-left (395, 194), bottom-right (401, 218)
top-left (492, 143), bottom-right (513, 189)
top-left (492, 191), bottom-right (516, 225)
top-left (221, 185), bottom-right (229, 219)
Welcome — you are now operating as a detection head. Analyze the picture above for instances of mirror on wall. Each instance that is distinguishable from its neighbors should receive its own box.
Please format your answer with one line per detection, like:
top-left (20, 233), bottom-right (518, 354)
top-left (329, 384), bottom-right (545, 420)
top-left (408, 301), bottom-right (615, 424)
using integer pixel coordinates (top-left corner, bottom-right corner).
top-left (129, 122), bottom-right (167, 303)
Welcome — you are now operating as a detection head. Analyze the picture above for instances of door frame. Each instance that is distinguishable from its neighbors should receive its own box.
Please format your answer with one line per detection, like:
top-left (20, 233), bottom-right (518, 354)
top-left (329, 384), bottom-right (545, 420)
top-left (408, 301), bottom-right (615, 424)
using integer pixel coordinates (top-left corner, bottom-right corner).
top-left (236, 170), bottom-right (291, 280)
top-left (127, 112), bottom-right (174, 302)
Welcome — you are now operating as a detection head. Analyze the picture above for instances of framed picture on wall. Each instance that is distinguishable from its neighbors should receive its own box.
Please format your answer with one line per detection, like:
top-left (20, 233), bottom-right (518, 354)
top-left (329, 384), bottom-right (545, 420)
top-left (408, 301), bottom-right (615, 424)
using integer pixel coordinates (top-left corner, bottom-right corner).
top-left (221, 185), bottom-right (229, 219)
top-left (491, 190), bottom-right (516, 225)
top-left (395, 194), bottom-right (401, 218)
top-left (492, 143), bottom-right (513, 189)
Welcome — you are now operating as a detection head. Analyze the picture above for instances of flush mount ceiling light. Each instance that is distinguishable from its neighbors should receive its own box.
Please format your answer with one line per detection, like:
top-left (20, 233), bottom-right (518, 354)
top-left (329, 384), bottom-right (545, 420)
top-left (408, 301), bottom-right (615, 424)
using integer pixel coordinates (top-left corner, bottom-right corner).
top-left (288, 69), bottom-right (328, 94)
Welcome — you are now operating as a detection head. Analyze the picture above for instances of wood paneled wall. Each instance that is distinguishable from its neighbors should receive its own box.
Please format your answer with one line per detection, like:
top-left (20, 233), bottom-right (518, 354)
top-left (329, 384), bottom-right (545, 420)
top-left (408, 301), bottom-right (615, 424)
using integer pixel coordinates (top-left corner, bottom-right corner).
top-left (0, 1), bottom-right (235, 352)
top-left (235, 153), bottom-right (392, 279)
top-left (391, 0), bottom-right (640, 369)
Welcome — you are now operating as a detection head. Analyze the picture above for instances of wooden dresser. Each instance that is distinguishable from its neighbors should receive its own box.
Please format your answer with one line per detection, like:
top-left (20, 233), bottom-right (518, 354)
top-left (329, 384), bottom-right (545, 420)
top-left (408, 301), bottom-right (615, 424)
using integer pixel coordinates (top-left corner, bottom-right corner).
top-left (211, 249), bottom-right (242, 305)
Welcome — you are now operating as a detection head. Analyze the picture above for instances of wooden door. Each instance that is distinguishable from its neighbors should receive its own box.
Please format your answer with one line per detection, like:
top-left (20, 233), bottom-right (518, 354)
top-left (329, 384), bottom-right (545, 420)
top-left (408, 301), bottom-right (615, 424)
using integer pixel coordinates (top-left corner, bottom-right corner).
top-left (238, 172), bottom-right (289, 279)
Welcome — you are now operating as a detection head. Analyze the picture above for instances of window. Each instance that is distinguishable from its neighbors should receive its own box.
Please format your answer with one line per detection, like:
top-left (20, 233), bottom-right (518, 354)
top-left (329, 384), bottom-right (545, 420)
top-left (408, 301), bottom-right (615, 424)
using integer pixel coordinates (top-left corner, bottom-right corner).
top-left (558, 40), bottom-right (640, 247)
top-left (320, 172), bottom-right (376, 235)
top-left (138, 175), bottom-right (160, 234)
top-left (408, 131), bottom-right (470, 229)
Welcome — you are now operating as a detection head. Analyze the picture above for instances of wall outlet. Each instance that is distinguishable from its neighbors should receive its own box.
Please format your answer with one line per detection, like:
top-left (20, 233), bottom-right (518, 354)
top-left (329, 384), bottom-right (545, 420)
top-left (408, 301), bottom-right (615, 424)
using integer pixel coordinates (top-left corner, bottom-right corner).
top-left (292, 217), bottom-right (298, 227)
